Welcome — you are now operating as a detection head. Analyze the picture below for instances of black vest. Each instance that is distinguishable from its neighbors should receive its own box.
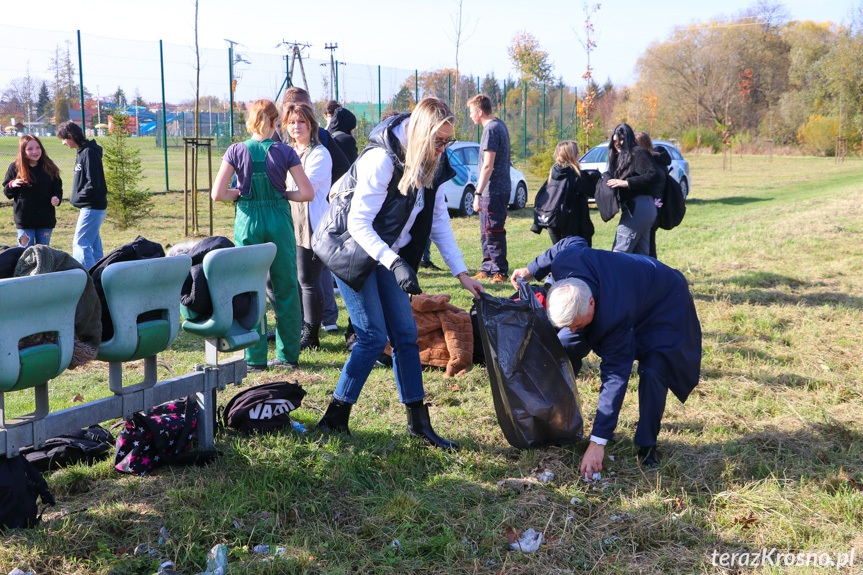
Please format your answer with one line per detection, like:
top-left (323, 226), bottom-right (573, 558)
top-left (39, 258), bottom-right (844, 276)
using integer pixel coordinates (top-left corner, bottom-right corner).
top-left (312, 114), bottom-right (455, 290)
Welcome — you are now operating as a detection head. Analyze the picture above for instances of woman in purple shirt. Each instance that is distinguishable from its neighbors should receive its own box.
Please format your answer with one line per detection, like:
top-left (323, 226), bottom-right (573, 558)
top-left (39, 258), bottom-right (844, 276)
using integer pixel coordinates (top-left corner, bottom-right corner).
top-left (211, 99), bottom-right (313, 372)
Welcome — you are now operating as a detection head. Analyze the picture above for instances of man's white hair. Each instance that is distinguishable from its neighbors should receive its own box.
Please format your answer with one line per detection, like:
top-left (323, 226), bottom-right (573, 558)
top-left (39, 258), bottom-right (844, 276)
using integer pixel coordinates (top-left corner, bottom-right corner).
top-left (546, 278), bottom-right (593, 329)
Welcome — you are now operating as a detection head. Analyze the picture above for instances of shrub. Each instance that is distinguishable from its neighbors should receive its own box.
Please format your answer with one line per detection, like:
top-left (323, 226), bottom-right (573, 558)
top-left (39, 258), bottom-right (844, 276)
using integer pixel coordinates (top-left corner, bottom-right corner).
top-left (103, 111), bottom-right (153, 230)
top-left (680, 127), bottom-right (721, 153)
top-left (796, 115), bottom-right (839, 156)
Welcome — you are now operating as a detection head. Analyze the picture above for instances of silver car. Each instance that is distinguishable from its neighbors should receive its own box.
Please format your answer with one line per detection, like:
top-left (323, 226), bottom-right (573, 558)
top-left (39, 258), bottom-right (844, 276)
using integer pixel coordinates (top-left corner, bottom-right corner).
top-left (579, 140), bottom-right (691, 204)
top-left (442, 142), bottom-right (529, 217)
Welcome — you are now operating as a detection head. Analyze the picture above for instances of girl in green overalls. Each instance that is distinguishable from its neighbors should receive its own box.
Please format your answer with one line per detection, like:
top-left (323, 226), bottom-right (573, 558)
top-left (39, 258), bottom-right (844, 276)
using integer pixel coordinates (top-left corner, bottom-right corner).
top-left (211, 99), bottom-right (314, 372)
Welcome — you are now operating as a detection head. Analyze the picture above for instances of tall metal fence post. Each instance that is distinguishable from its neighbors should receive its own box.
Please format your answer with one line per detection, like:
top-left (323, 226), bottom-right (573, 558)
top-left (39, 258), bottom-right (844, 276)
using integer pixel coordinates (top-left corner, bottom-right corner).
top-left (377, 65), bottom-right (382, 122)
top-left (160, 40), bottom-right (169, 191)
top-left (335, 60), bottom-right (339, 101)
top-left (523, 81), bottom-right (527, 160)
top-left (502, 80), bottom-right (507, 122)
top-left (476, 76), bottom-right (480, 143)
top-left (77, 31), bottom-right (85, 130)
top-left (542, 83), bottom-right (546, 142)
top-left (560, 84), bottom-right (563, 135)
top-left (228, 47), bottom-right (235, 141)
top-left (415, 70), bottom-right (418, 106)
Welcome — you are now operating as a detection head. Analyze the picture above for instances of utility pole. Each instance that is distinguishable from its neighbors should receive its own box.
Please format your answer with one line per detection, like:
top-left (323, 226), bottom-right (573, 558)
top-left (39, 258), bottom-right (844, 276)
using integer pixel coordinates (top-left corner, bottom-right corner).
top-left (224, 38), bottom-right (242, 141)
top-left (277, 40), bottom-right (311, 93)
top-left (324, 43), bottom-right (338, 101)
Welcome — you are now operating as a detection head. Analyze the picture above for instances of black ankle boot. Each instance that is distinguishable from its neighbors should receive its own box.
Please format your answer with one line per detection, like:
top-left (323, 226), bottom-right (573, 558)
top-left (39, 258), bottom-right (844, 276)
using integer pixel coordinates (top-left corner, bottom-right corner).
top-left (638, 445), bottom-right (661, 469)
top-left (318, 398), bottom-right (352, 435)
top-left (406, 403), bottom-right (459, 450)
top-left (300, 322), bottom-right (320, 351)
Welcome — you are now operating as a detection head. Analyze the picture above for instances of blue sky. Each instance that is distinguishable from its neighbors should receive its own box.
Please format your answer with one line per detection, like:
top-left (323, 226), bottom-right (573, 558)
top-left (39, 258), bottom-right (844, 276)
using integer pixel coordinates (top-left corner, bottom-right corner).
top-left (1, 0), bottom-right (857, 103)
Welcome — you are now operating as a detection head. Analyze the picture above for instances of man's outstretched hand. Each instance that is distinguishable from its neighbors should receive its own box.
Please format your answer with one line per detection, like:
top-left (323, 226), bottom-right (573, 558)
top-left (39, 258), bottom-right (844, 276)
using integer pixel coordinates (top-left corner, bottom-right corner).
top-left (509, 268), bottom-right (534, 289)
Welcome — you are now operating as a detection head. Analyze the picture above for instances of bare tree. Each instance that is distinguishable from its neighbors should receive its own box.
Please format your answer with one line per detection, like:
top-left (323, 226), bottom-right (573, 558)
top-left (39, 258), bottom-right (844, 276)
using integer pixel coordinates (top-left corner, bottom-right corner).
top-left (194, 0), bottom-right (200, 139)
top-left (447, 0), bottom-right (476, 113)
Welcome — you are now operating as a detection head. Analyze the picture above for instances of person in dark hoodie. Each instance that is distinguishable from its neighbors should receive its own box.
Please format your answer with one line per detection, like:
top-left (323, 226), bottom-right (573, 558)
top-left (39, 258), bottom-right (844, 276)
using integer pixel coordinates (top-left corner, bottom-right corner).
top-left (532, 140), bottom-right (597, 247)
top-left (605, 123), bottom-right (662, 256)
top-left (58, 121), bottom-right (108, 270)
top-left (634, 131), bottom-right (671, 259)
top-left (325, 101), bottom-right (359, 165)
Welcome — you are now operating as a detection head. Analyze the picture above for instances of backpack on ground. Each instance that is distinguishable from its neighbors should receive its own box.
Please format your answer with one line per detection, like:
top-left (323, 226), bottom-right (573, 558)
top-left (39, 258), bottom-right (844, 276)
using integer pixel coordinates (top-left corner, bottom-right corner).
top-left (21, 425), bottom-right (115, 472)
top-left (114, 397), bottom-right (219, 475)
top-left (656, 174), bottom-right (686, 230)
top-left (220, 381), bottom-right (306, 435)
top-left (0, 455), bottom-right (55, 531)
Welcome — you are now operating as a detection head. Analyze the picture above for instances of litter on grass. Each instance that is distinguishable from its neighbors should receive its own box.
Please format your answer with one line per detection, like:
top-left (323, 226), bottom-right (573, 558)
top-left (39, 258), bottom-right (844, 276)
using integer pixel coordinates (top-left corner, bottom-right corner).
top-left (509, 528), bottom-right (544, 553)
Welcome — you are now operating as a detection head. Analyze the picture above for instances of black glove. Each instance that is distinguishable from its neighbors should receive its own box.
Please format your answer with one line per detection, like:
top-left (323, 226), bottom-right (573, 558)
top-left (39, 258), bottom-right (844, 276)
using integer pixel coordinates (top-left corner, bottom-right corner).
top-left (391, 257), bottom-right (421, 295)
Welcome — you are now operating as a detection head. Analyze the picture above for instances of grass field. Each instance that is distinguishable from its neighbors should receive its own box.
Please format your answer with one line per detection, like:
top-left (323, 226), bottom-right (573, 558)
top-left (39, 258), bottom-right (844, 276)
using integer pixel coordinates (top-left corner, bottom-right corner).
top-left (1, 153), bottom-right (863, 574)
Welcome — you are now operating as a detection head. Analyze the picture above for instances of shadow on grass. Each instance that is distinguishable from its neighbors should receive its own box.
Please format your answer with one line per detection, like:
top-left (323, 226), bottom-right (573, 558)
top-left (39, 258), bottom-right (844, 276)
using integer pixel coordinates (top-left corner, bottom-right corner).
top-left (685, 196), bottom-right (772, 206)
top-left (695, 289), bottom-right (863, 308)
top-left (663, 420), bottom-right (863, 485)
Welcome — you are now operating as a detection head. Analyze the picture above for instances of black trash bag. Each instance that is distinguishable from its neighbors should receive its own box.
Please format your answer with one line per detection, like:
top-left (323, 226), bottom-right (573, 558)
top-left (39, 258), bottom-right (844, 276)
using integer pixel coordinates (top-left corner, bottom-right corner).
top-left (474, 278), bottom-right (584, 449)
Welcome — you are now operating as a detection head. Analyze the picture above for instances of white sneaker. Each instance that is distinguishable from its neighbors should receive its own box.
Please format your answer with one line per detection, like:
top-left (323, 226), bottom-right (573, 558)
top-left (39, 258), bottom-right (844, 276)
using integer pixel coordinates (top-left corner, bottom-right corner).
top-left (322, 324), bottom-right (338, 332)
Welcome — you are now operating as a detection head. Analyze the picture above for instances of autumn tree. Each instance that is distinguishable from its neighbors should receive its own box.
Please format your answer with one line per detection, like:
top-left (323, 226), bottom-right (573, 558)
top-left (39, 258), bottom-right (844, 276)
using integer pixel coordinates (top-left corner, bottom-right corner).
top-left (507, 31), bottom-right (554, 87)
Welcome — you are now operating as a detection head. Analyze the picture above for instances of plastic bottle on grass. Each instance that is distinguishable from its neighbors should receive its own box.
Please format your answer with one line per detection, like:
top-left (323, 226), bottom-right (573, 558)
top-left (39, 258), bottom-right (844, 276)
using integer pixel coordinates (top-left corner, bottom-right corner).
top-left (197, 544), bottom-right (228, 575)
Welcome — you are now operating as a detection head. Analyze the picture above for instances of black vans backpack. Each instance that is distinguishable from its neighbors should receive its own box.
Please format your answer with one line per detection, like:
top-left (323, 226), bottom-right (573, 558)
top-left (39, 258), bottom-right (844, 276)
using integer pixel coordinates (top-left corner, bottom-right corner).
top-left (221, 381), bottom-right (306, 435)
top-left (21, 425), bottom-right (115, 472)
top-left (0, 455), bottom-right (55, 531)
top-left (656, 175), bottom-right (686, 230)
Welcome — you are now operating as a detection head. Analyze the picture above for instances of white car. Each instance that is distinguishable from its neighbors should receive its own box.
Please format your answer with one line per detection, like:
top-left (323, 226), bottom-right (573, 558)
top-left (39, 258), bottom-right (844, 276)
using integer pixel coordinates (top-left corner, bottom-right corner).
top-left (579, 140), bottom-right (691, 204)
top-left (441, 141), bottom-right (529, 217)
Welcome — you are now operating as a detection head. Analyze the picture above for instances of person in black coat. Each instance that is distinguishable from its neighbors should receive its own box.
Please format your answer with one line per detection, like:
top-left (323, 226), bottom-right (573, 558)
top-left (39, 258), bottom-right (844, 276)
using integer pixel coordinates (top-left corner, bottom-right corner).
top-left (532, 140), bottom-right (596, 247)
top-left (511, 236), bottom-right (702, 474)
top-left (3, 135), bottom-right (63, 247)
top-left (634, 131), bottom-right (671, 259)
top-left (605, 123), bottom-right (662, 256)
top-left (326, 102), bottom-right (359, 165)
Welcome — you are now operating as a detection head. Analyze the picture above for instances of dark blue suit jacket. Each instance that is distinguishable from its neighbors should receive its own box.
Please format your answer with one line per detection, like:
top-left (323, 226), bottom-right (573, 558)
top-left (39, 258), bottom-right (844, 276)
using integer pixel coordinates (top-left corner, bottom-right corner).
top-left (526, 237), bottom-right (702, 440)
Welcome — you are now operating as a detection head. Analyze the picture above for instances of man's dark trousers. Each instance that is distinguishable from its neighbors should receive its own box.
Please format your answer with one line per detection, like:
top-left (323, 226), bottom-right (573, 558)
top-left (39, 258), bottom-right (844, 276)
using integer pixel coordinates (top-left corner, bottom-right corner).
top-left (479, 192), bottom-right (508, 275)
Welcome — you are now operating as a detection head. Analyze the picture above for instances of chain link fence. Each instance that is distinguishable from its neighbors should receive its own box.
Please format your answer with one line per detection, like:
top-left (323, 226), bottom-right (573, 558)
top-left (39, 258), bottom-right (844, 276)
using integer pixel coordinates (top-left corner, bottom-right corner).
top-left (1, 24), bottom-right (590, 194)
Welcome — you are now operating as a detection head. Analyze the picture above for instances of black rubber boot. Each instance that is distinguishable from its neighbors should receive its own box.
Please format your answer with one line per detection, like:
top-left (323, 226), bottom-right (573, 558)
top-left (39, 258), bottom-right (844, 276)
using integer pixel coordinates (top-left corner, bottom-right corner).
top-left (406, 403), bottom-right (459, 450)
top-left (318, 398), bottom-right (352, 435)
top-left (300, 321), bottom-right (320, 351)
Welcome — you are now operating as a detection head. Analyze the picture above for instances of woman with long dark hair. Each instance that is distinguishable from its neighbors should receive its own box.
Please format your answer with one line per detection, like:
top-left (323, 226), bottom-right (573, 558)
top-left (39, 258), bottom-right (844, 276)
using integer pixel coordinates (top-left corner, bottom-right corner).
top-left (314, 97), bottom-right (484, 449)
top-left (3, 135), bottom-right (63, 246)
top-left (605, 123), bottom-right (662, 255)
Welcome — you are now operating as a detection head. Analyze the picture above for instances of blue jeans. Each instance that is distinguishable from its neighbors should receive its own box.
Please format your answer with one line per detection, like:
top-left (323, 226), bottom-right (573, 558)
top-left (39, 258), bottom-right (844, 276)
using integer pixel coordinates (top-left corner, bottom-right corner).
top-left (72, 208), bottom-right (105, 270)
top-left (333, 265), bottom-right (424, 405)
top-left (17, 228), bottom-right (52, 247)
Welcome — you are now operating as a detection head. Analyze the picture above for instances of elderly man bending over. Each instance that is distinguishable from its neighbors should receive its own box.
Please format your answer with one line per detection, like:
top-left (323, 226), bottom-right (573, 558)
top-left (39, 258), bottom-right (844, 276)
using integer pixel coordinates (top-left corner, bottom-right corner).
top-left (510, 236), bottom-right (701, 477)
